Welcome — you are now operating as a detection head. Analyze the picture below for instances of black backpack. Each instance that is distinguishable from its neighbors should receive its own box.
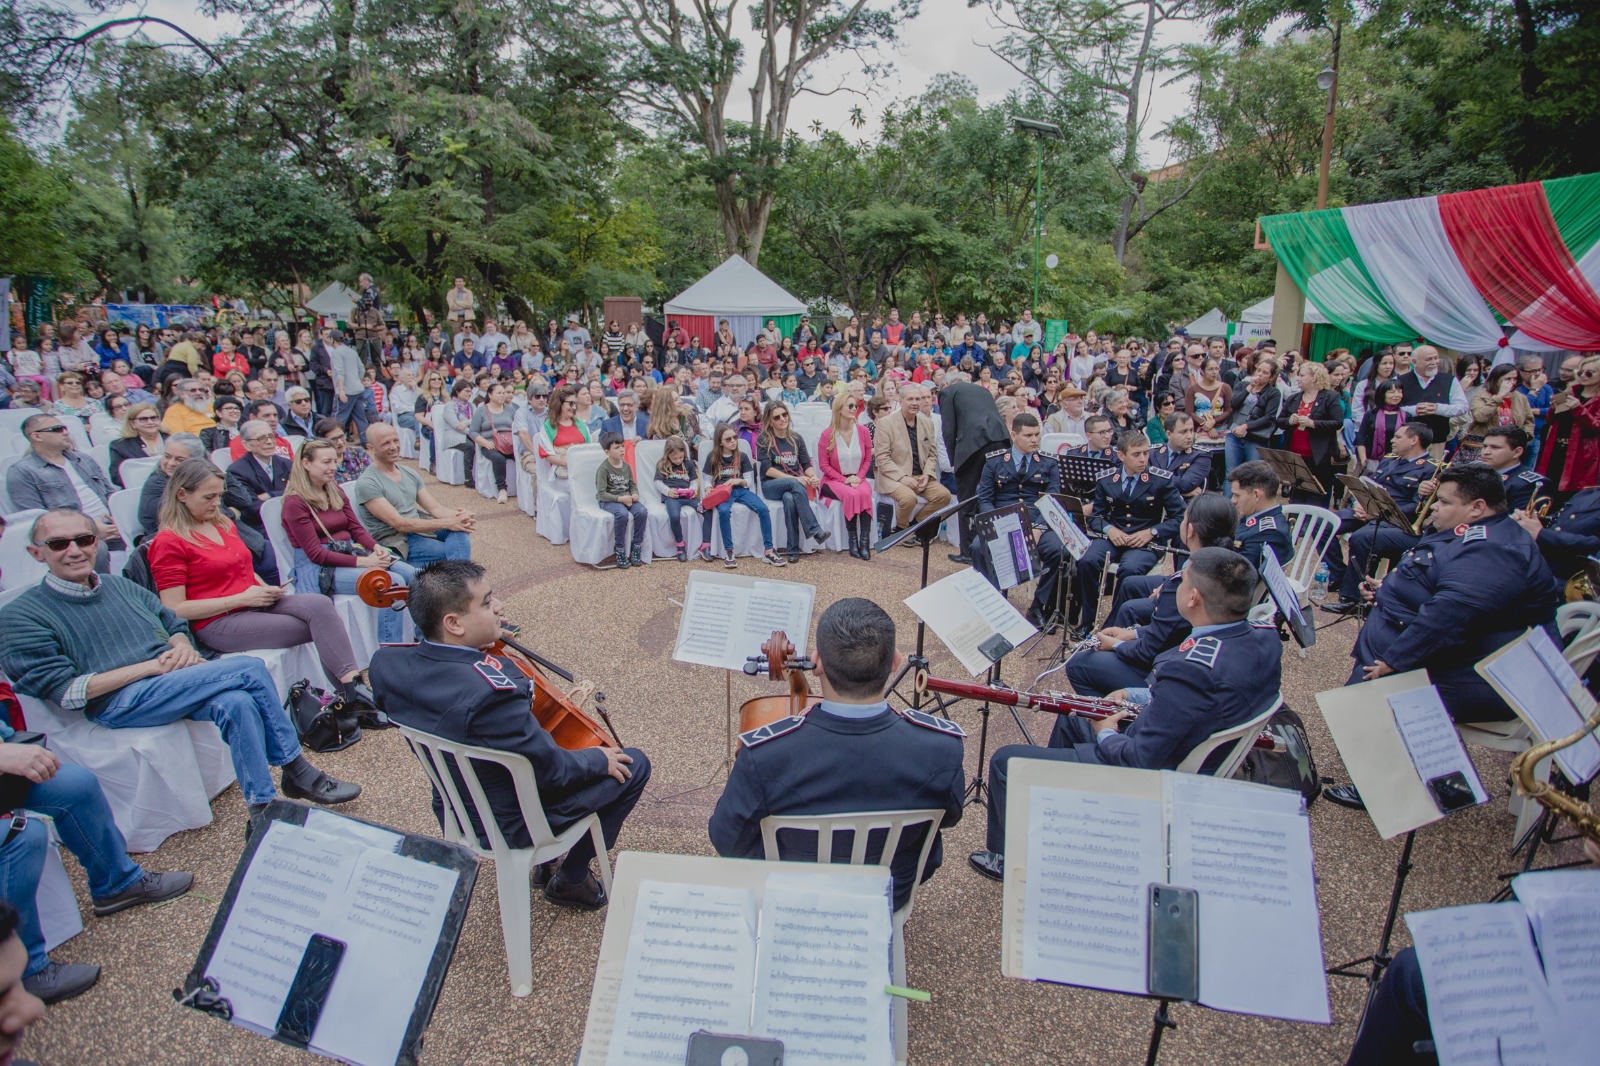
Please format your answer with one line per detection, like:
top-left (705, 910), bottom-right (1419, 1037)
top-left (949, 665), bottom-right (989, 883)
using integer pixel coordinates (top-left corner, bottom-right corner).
top-left (285, 679), bottom-right (362, 753)
top-left (1235, 704), bottom-right (1320, 804)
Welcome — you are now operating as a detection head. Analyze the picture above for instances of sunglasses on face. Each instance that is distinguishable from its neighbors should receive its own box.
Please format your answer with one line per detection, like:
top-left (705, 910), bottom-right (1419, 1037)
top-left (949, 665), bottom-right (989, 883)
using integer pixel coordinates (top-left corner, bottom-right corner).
top-left (34, 425), bottom-right (68, 435)
top-left (38, 533), bottom-right (97, 552)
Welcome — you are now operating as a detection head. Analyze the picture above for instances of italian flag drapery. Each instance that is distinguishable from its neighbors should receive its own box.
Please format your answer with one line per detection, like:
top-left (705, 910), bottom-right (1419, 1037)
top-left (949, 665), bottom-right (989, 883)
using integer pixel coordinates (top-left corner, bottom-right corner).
top-left (1260, 172), bottom-right (1600, 353)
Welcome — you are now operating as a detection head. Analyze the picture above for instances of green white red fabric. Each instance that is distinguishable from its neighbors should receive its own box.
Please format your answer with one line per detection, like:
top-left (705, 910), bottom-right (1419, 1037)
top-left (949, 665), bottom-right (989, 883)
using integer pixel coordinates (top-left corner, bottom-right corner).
top-left (1261, 172), bottom-right (1600, 353)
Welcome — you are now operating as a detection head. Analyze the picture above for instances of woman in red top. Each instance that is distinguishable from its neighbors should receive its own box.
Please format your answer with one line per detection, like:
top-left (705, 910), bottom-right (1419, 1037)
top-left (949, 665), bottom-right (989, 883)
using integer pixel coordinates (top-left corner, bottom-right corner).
top-left (1276, 361), bottom-right (1345, 505)
top-left (147, 458), bottom-right (377, 713)
top-left (210, 337), bottom-right (250, 378)
top-left (537, 385), bottom-right (592, 477)
top-left (1537, 354), bottom-right (1600, 505)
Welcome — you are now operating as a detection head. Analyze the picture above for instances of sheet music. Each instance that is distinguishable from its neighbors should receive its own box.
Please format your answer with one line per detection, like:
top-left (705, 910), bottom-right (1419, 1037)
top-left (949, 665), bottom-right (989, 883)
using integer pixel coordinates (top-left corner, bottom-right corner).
top-left (607, 881), bottom-right (758, 1065)
top-left (1511, 869), bottom-right (1600, 945)
top-left (672, 572), bottom-right (816, 672)
top-left (988, 511), bottom-right (1023, 589)
top-left (312, 848), bottom-right (459, 1066)
top-left (905, 568), bottom-right (1037, 676)
top-left (752, 877), bottom-right (894, 1065)
top-left (1258, 549), bottom-right (1310, 637)
top-left (1388, 687), bottom-right (1489, 807)
top-left (1408, 903), bottom-right (1571, 1066)
top-left (1169, 799), bottom-right (1330, 1023)
top-left (1020, 786), bottom-right (1165, 994)
top-left (303, 808), bottom-right (402, 853)
top-left (1038, 495), bottom-right (1092, 560)
top-left (204, 821), bottom-right (364, 1032)
top-left (1526, 894), bottom-right (1600, 1041)
top-left (1165, 769), bottom-right (1305, 815)
top-left (1479, 634), bottom-right (1600, 784)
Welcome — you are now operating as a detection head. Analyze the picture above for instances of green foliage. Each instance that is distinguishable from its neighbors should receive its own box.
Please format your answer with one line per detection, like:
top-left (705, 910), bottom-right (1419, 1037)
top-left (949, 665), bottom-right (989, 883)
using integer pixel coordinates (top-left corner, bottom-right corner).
top-left (0, 118), bottom-right (80, 281)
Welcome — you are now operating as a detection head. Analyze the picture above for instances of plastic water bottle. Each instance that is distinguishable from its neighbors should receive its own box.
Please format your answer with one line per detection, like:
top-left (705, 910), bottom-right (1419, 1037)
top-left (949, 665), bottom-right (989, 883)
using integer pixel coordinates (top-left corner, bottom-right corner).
top-left (1311, 563), bottom-right (1330, 603)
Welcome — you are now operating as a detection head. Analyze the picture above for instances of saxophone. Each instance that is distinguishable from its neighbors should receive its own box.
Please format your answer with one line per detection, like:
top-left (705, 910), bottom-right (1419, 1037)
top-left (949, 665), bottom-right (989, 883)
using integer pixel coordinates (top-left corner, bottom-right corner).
top-left (1509, 707), bottom-right (1600, 844)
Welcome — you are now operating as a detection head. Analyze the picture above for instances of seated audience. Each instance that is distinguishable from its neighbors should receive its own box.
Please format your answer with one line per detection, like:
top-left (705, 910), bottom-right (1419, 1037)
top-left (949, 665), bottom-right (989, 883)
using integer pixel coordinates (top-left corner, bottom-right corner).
top-left (349, 424), bottom-right (475, 564)
top-left (159, 378), bottom-right (215, 434)
top-left (282, 386), bottom-right (318, 438)
top-left (106, 402), bottom-right (167, 488)
top-left (227, 400), bottom-right (293, 461)
top-left (704, 422), bottom-right (782, 567)
top-left (817, 391), bottom-right (877, 558)
top-left (599, 388), bottom-right (649, 440)
top-left (148, 459), bottom-right (380, 718)
top-left (756, 401), bottom-right (829, 563)
top-left (223, 419), bottom-right (292, 536)
top-left (873, 382), bottom-right (953, 537)
top-left (652, 434), bottom-right (713, 561)
top-left (594, 431), bottom-right (648, 568)
top-left (200, 395), bottom-right (245, 454)
top-left (282, 439), bottom-right (417, 643)
top-left (5, 413), bottom-right (121, 570)
top-left (470, 380), bottom-right (516, 504)
top-left (370, 560), bottom-right (650, 910)
top-left (314, 417), bottom-right (371, 484)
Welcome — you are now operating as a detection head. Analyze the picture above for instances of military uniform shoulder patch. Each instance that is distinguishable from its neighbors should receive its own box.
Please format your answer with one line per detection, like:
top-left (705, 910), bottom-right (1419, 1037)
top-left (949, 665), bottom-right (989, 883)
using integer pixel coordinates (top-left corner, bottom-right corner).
top-left (1183, 636), bottom-right (1223, 668)
top-left (1461, 524), bottom-right (1488, 543)
top-left (739, 715), bottom-right (807, 748)
top-left (1519, 470), bottom-right (1543, 484)
top-left (1096, 466), bottom-right (1117, 480)
top-left (474, 656), bottom-right (518, 691)
top-left (1250, 620), bottom-right (1277, 629)
top-left (1148, 465), bottom-right (1173, 480)
top-left (1256, 515), bottom-right (1278, 531)
top-left (897, 708), bottom-right (967, 737)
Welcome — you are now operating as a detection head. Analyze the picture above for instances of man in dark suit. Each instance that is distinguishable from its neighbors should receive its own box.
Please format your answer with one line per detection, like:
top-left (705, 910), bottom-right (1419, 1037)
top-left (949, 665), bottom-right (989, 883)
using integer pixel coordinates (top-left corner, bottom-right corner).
top-left (969, 547), bottom-right (1281, 881)
top-left (1075, 429), bottom-right (1184, 634)
top-left (371, 560), bottom-right (649, 909)
top-left (223, 420), bottom-right (292, 535)
top-left (938, 374), bottom-right (1011, 563)
top-left (598, 388), bottom-right (650, 440)
top-left (976, 412), bottom-right (1064, 628)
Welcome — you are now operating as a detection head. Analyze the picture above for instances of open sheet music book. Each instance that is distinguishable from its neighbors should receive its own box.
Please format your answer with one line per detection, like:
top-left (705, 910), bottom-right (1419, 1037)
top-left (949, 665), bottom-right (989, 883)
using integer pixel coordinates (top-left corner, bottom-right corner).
top-left (672, 571), bottom-right (817, 673)
top-left (1002, 760), bottom-right (1330, 1025)
top-left (1406, 868), bottom-right (1600, 1065)
top-left (1478, 626), bottom-right (1600, 785)
top-left (904, 567), bottom-right (1037, 676)
top-left (580, 853), bottom-right (897, 1066)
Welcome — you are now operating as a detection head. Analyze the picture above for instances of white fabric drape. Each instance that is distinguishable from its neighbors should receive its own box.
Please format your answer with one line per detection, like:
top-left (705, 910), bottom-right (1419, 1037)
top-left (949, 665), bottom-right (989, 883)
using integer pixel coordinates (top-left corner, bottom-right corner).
top-left (1342, 197), bottom-right (1507, 355)
top-left (725, 315), bottom-right (766, 349)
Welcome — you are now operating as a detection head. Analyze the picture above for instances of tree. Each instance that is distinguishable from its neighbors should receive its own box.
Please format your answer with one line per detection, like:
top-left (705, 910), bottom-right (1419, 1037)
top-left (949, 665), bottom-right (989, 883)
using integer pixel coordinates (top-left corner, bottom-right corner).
top-left (606, 0), bottom-right (920, 266)
top-left (0, 117), bottom-right (82, 281)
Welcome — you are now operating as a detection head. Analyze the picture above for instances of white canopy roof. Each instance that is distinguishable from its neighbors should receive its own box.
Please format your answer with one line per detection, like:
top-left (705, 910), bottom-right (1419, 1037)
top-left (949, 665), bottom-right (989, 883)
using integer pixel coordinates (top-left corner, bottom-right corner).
top-left (304, 282), bottom-right (357, 318)
top-left (1185, 308), bottom-right (1230, 335)
top-left (1238, 294), bottom-right (1329, 326)
top-left (664, 255), bottom-right (806, 316)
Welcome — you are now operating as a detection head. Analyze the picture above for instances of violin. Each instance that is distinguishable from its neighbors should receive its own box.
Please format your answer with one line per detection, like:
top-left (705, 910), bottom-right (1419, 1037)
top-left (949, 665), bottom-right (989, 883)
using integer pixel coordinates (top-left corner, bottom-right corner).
top-left (737, 631), bottom-right (816, 739)
top-left (356, 570), bottom-right (623, 751)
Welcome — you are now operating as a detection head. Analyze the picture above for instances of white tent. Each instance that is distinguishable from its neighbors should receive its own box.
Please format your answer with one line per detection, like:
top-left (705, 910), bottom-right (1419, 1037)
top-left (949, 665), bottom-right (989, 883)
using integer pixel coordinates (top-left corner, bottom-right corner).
top-left (1238, 294), bottom-right (1329, 326)
top-left (663, 255), bottom-right (806, 348)
top-left (1184, 308), bottom-right (1230, 336)
top-left (304, 282), bottom-right (358, 320)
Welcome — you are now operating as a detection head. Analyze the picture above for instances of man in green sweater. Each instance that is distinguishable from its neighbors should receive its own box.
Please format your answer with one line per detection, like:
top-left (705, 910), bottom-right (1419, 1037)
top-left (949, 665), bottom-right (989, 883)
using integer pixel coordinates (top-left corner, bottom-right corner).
top-left (0, 509), bottom-right (361, 820)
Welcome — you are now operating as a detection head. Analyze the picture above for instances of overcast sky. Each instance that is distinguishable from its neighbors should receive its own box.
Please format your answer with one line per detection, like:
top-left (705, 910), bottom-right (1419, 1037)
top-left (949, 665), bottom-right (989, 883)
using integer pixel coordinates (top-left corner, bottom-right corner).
top-left (69, 0), bottom-right (1205, 162)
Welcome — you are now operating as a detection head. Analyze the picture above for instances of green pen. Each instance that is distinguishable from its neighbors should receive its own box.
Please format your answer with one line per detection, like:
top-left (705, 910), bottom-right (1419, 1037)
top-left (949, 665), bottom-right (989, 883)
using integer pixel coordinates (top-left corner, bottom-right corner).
top-left (884, 984), bottom-right (930, 1002)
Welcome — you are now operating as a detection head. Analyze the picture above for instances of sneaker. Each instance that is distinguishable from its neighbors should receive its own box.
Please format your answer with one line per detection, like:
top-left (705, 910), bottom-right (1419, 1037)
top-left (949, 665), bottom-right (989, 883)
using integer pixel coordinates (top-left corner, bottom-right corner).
top-left (614, 554), bottom-right (630, 570)
top-left (787, 549), bottom-right (800, 565)
top-left (496, 490), bottom-right (508, 505)
top-left (723, 550), bottom-right (738, 568)
top-left (968, 850), bottom-right (1004, 883)
top-left (92, 870), bottom-right (194, 917)
top-left (629, 549), bottom-right (645, 567)
top-left (542, 869), bottom-right (607, 911)
top-left (23, 961), bottom-right (100, 1005)
top-left (764, 550), bottom-right (787, 567)
top-left (697, 544), bottom-right (715, 563)
top-left (675, 543), bottom-right (688, 562)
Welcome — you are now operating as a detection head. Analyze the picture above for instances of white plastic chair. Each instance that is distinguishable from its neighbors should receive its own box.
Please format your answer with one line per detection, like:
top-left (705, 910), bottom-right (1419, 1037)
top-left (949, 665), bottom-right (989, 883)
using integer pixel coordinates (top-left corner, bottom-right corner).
top-left (512, 433), bottom-right (538, 519)
top-left (1557, 601), bottom-right (1600, 676)
top-left (258, 495), bottom-right (379, 668)
top-left (632, 439), bottom-right (683, 559)
top-left (210, 447), bottom-right (233, 469)
top-left (1280, 504), bottom-right (1340, 604)
top-left (88, 440), bottom-right (114, 485)
top-left (395, 724), bottom-right (613, 998)
top-left (758, 808), bottom-right (943, 1064)
top-left (118, 456), bottom-right (160, 496)
top-left (568, 445), bottom-right (646, 566)
top-left (107, 488), bottom-right (144, 545)
top-left (0, 455), bottom-right (22, 514)
top-left (0, 510), bottom-right (46, 590)
top-left (33, 816), bottom-right (83, 952)
top-left (472, 449), bottom-right (500, 500)
top-left (794, 423), bottom-right (849, 551)
top-left (1175, 695), bottom-right (1283, 779)
top-left (431, 403), bottom-right (467, 485)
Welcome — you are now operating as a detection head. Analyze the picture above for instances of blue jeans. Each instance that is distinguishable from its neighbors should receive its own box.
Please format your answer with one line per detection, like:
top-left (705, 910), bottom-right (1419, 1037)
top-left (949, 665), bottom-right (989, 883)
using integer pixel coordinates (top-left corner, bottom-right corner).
top-left (94, 657), bottom-right (299, 806)
top-left (665, 497), bottom-right (713, 546)
top-left (406, 530), bottom-right (473, 565)
top-left (1224, 434), bottom-right (1260, 473)
top-left (716, 487), bottom-right (773, 551)
top-left (762, 478), bottom-right (822, 545)
top-left (290, 548), bottom-right (417, 643)
top-left (396, 411), bottom-right (420, 434)
top-left (334, 392), bottom-right (371, 443)
top-left (600, 501), bottom-right (648, 557)
top-left (0, 765), bottom-right (146, 976)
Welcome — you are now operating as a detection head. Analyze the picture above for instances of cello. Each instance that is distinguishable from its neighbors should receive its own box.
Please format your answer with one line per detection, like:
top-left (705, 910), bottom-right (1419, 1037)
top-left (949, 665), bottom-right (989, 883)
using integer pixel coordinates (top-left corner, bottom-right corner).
top-left (356, 569), bottom-right (623, 751)
top-left (737, 630), bottom-right (816, 738)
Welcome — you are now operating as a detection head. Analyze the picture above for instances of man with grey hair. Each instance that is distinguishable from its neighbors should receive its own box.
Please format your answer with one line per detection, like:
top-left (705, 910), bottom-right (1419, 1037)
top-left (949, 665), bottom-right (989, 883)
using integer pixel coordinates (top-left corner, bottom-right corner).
top-left (282, 386), bottom-right (318, 438)
top-left (160, 378), bottom-right (216, 435)
top-left (600, 388), bottom-right (649, 440)
top-left (874, 383), bottom-right (953, 532)
top-left (704, 372), bottom-right (746, 426)
top-left (6, 413), bottom-right (121, 570)
top-left (224, 420), bottom-right (292, 536)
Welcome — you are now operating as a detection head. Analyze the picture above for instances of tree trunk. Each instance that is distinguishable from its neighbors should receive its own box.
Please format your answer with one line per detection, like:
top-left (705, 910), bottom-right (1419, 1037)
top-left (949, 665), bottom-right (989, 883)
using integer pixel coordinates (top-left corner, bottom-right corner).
top-left (1113, 193), bottom-right (1137, 266)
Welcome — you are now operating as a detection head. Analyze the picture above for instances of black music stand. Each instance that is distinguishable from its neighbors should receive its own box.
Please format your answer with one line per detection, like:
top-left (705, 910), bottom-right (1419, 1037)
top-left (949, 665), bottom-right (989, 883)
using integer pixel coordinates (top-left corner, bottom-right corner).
top-left (1334, 474), bottom-right (1414, 621)
top-left (878, 495), bottom-right (970, 712)
top-left (973, 503), bottom-right (1041, 592)
top-left (1032, 493), bottom-right (1090, 660)
top-left (1256, 446), bottom-right (1326, 502)
top-left (1056, 453), bottom-right (1114, 496)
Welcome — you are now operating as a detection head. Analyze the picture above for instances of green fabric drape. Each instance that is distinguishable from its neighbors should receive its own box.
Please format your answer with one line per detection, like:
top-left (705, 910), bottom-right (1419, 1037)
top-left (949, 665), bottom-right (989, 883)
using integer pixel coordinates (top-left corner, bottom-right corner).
top-left (1543, 172), bottom-right (1600, 261)
top-left (1260, 208), bottom-right (1415, 344)
top-left (770, 313), bottom-right (802, 340)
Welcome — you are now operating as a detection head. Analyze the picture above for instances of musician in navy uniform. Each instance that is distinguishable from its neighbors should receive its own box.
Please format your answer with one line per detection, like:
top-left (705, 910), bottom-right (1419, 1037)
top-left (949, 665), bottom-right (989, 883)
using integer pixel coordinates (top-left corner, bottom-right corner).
top-left (369, 560), bottom-right (650, 910)
top-left (969, 548), bottom-right (1282, 881)
top-left (1073, 429), bottom-right (1184, 635)
top-left (1513, 485), bottom-right (1600, 580)
top-left (1320, 423), bottom-right (1434, 614)
top-left (1151, 414), bottom-right (1212, 497)
top-left (707, 598), bottom-right (965, 911)
top-left (1325, 466), bottom-right (1559, 808)
top-left (1479, 426), bottom-right (1545, 512)
top-left (976, 411), bottom-right (1064, 628)
top-left (1068, 494), bottom-right (1238, 696)
top-left (1062, 415), bottom-right (1116, 461)
top-left (1227, 460), bottom-right (1295, 574)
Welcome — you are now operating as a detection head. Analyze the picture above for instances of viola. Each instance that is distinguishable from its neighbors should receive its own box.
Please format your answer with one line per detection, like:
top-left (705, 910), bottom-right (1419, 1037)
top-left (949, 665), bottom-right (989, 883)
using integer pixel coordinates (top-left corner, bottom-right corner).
top-left (737, 631), bottom-right (816, 740)
top-left (356, 570), bottom-right (622, 751)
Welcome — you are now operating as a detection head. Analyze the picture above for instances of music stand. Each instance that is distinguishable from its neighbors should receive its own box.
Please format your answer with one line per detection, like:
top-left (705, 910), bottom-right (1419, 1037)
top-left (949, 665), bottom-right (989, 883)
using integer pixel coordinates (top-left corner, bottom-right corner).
top-left (1031, 493), bottom-right (1091, 660)
top-left (1056, 453), bottom-right (1114, 497)
top-left (973, 503), bottom-right (1041, 592)
top-left (1256, 446), bottom-right (1326, 501)
top-left (878, 495), bottom-right (969, 712)
top-left (1334, 474), bottom-right (1414, 620)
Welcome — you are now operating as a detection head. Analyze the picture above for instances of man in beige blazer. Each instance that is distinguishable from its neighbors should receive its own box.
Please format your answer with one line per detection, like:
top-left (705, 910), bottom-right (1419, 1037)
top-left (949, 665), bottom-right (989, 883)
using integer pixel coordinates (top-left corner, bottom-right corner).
top-left (874, 383), bottom-right (953, 531)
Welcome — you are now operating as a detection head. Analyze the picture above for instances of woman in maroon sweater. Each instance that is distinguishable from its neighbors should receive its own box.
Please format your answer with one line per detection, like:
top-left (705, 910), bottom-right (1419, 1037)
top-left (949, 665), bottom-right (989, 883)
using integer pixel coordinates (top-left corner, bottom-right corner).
top-left (283, 439), bottom-right (417, 642)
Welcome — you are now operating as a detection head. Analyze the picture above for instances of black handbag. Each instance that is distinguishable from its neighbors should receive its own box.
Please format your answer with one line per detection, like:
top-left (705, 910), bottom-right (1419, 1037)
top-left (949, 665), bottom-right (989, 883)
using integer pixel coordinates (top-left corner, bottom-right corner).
top-left (310, 509), bottom-right (369, 597)
top-left (284, 679), bottom-right (362, 753)
top-left (1236, 704), bottom-right (1321, 804)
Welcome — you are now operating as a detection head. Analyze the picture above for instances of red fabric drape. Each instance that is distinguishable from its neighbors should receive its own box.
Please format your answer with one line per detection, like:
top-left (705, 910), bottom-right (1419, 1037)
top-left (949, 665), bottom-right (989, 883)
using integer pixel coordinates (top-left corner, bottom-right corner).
top-left (1439, 181), bottom-right (1600, 350)
top-left (666, 315), bottom-right (716, 351)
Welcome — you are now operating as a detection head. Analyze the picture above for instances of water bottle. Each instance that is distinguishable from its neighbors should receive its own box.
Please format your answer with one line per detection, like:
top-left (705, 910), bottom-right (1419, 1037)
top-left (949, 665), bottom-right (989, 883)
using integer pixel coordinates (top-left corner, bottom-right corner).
top-left (1311, 563), bottom-right (1330, 603)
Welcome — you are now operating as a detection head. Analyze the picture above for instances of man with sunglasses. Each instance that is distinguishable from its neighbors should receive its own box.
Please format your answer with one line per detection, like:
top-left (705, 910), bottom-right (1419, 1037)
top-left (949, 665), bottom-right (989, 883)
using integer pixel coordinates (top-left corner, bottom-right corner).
top-left (281, 386), bottom-right (318, 438)
top-left (5, 415), bottom-right (121, 571)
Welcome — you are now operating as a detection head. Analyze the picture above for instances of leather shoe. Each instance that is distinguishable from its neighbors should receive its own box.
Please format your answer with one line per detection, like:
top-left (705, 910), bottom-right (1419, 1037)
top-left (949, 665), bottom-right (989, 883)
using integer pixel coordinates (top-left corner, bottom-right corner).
top-left (948, 553), bottom-right (973, 564)
top-left (23, 961), bottom-right (100, 1005)
top-left (92, 870), bottom-right (194, 917)
top-left (356, 709), bottom-right (393, 730)
top-left (282, 769), bottom-right (362, 805)
top-left (532, 859), bottom-right (559, 889)
top-left (1323, 783), bottom-right (1367, 810)
top-left (1318, 599), bottom-right (1362, 616)
top-left (543, 869), bottom-right (607, 911)
top-left (968, 849), bottom-right (1004, 882)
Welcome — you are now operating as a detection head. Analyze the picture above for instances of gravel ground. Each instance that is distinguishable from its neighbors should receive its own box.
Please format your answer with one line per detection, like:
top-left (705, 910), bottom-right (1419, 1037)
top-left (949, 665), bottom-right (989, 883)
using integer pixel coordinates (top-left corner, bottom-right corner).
top-left (22, 467), bottom-right (1585, 1066)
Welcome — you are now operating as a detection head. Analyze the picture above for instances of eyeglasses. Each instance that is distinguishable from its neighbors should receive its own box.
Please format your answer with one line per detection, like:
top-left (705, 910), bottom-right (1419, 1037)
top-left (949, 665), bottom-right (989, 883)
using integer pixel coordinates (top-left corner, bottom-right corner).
top-left (37, 533), bottom-right (97, 552)
top-left (33, 424), bottom-right (68, 435)
top-left (245, 435), bottom-right (272, 444)
top-left (134, 414), bottom-right (160, 422)
top-left (292, 396), bottom-right (311, 404)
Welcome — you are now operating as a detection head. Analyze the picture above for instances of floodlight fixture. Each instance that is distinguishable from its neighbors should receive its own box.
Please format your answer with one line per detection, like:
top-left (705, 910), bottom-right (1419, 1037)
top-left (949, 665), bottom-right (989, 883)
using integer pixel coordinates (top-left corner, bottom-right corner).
top-left (1011, 115), bottom-right (1063, 140)
top-left (1315, 66), bottom-right (1336, 91)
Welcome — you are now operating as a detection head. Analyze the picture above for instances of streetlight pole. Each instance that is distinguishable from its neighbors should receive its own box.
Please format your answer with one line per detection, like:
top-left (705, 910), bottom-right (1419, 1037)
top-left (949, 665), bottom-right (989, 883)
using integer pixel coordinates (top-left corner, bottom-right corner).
top-left (1012, 116), bottom-right (1063, 317)
top-left (1316, 21), bottom-right (1342, 210)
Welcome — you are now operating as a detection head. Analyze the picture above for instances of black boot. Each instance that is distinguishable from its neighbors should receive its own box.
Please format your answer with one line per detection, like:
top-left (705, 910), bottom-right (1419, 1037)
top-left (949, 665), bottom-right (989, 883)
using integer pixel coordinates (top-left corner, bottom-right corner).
top-left (846, 521), bottom-right (861, 559)
top-left (857, 513), bottom-right (873, 560)
top-left (340, 679), bottom-right (391, 729)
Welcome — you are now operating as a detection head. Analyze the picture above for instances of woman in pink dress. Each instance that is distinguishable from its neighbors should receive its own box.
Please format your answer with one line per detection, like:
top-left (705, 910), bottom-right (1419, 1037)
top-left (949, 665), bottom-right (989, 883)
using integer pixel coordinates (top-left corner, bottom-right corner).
top-left (817, 391), bottom-right (877, 559)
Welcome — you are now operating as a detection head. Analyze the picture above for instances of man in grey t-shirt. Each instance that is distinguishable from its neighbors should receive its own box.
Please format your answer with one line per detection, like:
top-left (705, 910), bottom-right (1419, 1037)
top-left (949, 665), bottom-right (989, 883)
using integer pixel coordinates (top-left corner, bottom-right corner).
top-left (349, 425), bottom-right (475, 564)
top-left (329, 330), bottom-right (370, 444)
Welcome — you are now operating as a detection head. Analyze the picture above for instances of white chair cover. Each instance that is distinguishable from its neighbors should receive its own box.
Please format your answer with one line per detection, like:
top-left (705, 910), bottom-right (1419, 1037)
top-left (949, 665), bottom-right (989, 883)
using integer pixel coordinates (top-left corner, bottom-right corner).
top-left (0, 509), bottom-right (46, 590)
top-left (568, 444), bottom-right (645, 566)
top-left (534, 450), bottom-right (574, 545)
top-left (431, 403), bottom-right (467, 485)
top-left (119, 457), bottom-right (160, 496)
top-left (107, 488), bottom-right (144, 544)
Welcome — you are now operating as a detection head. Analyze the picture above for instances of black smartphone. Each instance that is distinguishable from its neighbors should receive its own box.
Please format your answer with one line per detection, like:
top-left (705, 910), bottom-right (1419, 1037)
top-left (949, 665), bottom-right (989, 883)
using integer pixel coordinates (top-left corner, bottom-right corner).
top-left (1147, 883), bottom-right (1200, 1002)
top-left (684, 1031), bottom-right (784, 1065)
top-left (1427, 771), bottom-right (1477, 813)
top-left (274, 934), bottom-right (346, 1047)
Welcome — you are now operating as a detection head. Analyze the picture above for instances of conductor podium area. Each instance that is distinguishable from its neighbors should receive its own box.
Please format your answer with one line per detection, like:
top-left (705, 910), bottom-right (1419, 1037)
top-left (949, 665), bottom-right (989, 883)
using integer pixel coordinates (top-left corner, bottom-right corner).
top-left (26, 470), bottom-right (1585, 1066)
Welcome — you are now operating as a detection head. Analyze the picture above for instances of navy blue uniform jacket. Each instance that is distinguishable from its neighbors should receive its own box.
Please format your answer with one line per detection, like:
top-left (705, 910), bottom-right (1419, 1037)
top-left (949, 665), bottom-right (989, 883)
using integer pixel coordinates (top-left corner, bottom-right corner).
top-left (371, 641), bottom-right (613, 849)
top-left (1080, 620), bottom-right (1282, 772)
top-left (1538, 487), bottom-right (1600, 579)
top-left (1233, 504), bottom-right (1294, 573)
top-left (1152, 444), bottom-right (1211, 496)
top-left (1087, 465), bottom-right (1183, 538)
top-left (977, 449), bottom-right (1061, 524)
top-left (1113, 572), bottom-right (1189, 673)
top-left (708, 705), bottom-right (964, 912)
